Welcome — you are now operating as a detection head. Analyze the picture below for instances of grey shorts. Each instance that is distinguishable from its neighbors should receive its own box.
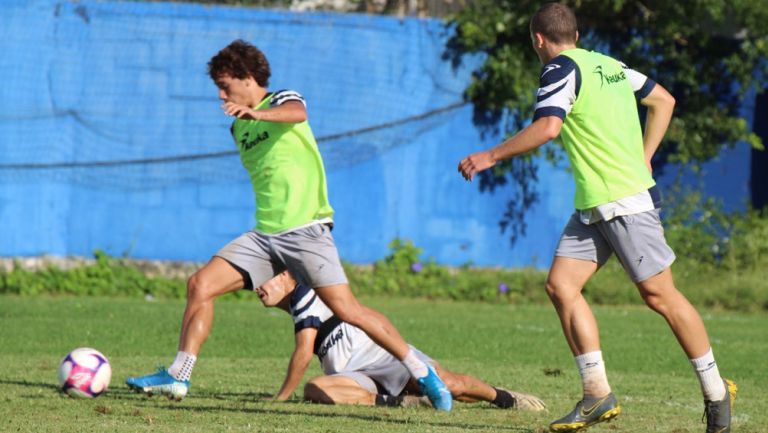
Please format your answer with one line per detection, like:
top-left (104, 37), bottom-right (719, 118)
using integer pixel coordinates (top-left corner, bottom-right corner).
top-left (214, 223), bottom-right (348, 289)
top-left (555, 209), bottom-right (676, 283)
top-left (333, 346), bottom-right (432, 396)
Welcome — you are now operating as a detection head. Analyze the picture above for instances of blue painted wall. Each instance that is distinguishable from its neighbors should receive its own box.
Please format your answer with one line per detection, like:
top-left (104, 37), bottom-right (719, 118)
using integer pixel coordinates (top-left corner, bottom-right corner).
top-left (0, 0), bottom-right (758, 268)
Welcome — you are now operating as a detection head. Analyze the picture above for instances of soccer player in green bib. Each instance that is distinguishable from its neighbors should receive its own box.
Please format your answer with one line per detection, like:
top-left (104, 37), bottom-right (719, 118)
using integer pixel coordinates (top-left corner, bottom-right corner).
top-left (126, 40), bottom-right (452, 411)
top-left (458, 4), bottom-right (735, 433)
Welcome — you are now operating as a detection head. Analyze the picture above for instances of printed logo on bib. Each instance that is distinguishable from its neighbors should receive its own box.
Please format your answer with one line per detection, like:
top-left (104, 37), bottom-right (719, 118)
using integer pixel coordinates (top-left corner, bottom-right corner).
top-left (317, 327), bottom-right (344, 361)
top-left (593, 65), bottom-right (626, 88)
top-left (239, 130), bottom-right (270, 151)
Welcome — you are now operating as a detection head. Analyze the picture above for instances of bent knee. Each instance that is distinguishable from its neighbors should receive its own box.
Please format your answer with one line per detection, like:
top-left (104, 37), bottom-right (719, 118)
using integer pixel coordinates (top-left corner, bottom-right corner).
top-left (304, 379), bottom-right (334, 404)
top-left (641, 291), bottom-right (682, 316)
top-left (186, 273), bottom-right (218, 302)
top-left (436, 370), bottom-right (464, 397)
top-left (443, 376), bottom-right (462, 397)
top-left (640, 291), bottom-right (662, 311)
top-left (545, 279), bottom-right (579, 305)
top-left (544, 279), bottom-right (558, 299)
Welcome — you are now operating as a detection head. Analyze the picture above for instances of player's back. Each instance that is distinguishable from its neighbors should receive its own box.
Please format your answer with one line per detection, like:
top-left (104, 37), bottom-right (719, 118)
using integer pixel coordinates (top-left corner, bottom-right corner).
top-left (557, 48), bottom-right (654, 209)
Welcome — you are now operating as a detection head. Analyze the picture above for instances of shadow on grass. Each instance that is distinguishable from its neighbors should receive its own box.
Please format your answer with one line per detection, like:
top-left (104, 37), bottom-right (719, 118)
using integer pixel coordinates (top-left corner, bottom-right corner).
top-left (0, 378), bottom-right (273, 401)
top-left (1, 379), bottom-right (537, 432)
top-left (0, 378), bottom-right (149, 399)
top-left (0, 378), bottom-right (60, 391)
top-left (158, 404), bottom-right (537, 432)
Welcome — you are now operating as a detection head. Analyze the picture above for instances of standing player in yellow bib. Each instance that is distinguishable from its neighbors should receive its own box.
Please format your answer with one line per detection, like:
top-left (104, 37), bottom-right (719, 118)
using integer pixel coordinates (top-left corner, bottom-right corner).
top-left (458, 4), bottom-right (735, 433)
top-left (127, 40), bottom-right (452, 411)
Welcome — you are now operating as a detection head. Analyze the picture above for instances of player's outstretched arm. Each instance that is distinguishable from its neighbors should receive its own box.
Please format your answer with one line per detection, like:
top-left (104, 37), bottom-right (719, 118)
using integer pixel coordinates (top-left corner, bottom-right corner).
top-left (639, 83), bottom-right (675, 173)
top-left (275, 327), bottom-right (317, 401)
top-left (458, 116), bottom-right (562, 181)
top-left (222, 100), bottom-right (308, 123)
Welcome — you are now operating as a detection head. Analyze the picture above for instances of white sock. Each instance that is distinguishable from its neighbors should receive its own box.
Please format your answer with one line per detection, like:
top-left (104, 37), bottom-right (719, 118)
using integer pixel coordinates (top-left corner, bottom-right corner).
top-left (690, 348), bottom-right (726, 401)
top-left (575, 351), bottom-right (611, 397)
top-left (168, 351), bottom-right (197, 382)
top-left (401, 349), bottom-right (429, 379)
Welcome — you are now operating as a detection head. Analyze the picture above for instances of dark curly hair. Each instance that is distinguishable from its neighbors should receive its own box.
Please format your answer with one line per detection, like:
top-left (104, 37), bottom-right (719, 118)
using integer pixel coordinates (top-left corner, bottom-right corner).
top-left (208, 39), bottom-right (271, 87)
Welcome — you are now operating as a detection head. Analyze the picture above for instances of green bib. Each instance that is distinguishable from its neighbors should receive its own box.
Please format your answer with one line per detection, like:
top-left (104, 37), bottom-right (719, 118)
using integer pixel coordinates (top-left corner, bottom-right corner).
top-left (559, 48), bottom-right (655, 209)
top-left (231, 95), bottom-right (334, 234)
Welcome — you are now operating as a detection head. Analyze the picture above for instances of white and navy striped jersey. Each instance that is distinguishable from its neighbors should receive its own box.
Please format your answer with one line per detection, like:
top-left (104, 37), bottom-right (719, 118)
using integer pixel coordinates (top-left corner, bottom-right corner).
top-left (270, 89), bottom-right (306, 108)
top-left (289, 284), bottom-right (391, 375)
top-left (289, 283), bottom-right (333, 333)
top-left (533, 55), bottom-right (656, 122)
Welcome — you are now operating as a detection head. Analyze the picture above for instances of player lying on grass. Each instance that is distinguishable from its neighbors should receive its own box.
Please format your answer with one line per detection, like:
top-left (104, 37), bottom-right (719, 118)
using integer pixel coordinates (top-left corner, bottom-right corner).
top-left (258, 271), bottom-right (546, 410)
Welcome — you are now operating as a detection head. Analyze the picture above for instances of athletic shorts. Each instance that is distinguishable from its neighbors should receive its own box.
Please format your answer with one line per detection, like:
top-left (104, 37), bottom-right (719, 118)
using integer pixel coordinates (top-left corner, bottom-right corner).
top-left (332, 345), bottom-right (433, 396)
top-left (214, 223), bottom-right (348, 290)
top-left (554, 209), bottom-right (676, 283)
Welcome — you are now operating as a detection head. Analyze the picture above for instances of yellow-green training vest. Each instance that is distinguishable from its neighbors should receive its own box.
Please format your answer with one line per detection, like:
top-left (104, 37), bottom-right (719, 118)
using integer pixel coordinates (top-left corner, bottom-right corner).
top-left (231, 93), bottom-right (334, 234)
top-left (559, 48), bottom-right (655, 210)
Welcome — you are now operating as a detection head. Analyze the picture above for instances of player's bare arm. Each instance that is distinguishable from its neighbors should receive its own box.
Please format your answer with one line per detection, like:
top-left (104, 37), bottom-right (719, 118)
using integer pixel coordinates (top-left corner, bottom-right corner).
top-left (458, 116), bottom-right (562, 181)
top-left (639, 84), bottom-right (675, 173)
top-left (275, 327), bottom-right (317, 401)
top-left (222, 100), bottom-right (308, 123)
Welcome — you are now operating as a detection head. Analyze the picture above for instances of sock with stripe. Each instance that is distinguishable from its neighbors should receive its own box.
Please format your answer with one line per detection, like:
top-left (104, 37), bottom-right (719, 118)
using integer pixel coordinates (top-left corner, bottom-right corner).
top-left (690, 348), bottom-right (726, 401)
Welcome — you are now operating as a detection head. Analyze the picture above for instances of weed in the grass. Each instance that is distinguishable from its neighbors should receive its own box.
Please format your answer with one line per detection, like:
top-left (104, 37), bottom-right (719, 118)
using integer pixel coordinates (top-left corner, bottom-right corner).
top-left (0, 295), bottom-right (766, 432)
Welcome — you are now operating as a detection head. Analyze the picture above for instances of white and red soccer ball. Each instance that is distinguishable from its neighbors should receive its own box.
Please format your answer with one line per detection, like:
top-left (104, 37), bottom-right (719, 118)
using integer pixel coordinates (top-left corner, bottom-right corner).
top-left (58, 348), bottom-right (112, 398)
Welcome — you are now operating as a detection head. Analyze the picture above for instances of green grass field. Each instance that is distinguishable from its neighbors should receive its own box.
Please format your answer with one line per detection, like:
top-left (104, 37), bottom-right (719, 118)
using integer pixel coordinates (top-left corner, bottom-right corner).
top-left (0, 295), bottom-right (766, 432)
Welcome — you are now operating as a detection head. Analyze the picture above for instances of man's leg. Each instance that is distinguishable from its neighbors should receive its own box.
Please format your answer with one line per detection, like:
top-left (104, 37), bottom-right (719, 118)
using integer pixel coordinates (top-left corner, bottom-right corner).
top-left (546, 257), bottom-right (604, 384)
top-left (636, 268), bottom-right (735, 431)
top-left (126, 257), bottom-right (245, 399)
top-left (431, 364), bottom-right (546, 411)
top-left (636, 268), bottom-right (711, 358)
top-left (303, 375), bottom-right (376, 405)
top-left (314, 284), bottom-right (408, 359)
top-left (606, 207), bottom-right (735, 432)
top-left (546, 256), bottom-right (621, 432)
top-left (435, 365), bottom-right (495, 403)
top-left (313, 283), bottom-right (452, 411)
top-left (178, 257), bottom-right (246, 354)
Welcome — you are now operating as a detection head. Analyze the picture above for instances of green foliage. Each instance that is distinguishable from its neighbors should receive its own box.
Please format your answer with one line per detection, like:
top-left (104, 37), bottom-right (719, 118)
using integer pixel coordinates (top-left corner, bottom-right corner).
top-left (0, 250), bottom-right (186, 299)
top-left (2, 202), bottom-right (768, 310)
top-left (349, 198), bottom-right (768, 310)
top-left (345, 238), bottom-right (549, 303)
top-left (662, 186), bottom-right (768, 274)
top-left (352, 207), bottom-right (768, 311)
top-left (446, 1), bottom-right (768, 243)
top-left (447, 0), bottom-right (767, 161)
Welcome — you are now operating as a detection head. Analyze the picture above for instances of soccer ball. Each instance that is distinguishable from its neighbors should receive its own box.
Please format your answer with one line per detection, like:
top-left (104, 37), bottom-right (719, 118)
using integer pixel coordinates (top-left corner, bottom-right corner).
top-left (58, 348), bottom-right (112, 398)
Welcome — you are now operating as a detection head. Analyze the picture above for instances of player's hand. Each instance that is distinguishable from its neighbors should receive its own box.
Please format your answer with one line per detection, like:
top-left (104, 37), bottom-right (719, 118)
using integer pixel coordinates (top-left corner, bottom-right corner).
top-left (221, 102), bottom-right (258, 120)
top-left (458, 150), bottom-right (496, 181)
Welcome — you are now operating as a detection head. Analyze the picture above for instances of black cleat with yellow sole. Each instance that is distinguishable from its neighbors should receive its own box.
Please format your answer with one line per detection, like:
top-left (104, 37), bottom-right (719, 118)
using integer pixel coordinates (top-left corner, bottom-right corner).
top-left (549, 393), bottom-right (621, 432)
top-left (704, 379), bottom-right (737, 433)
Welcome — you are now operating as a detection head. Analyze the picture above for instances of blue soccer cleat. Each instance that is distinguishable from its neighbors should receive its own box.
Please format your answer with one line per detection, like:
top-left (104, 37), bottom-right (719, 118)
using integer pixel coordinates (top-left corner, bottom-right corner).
top-left (417, 365), bottom-right (453, 411)
top-left (126, 367), bottom-right (189, 401)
